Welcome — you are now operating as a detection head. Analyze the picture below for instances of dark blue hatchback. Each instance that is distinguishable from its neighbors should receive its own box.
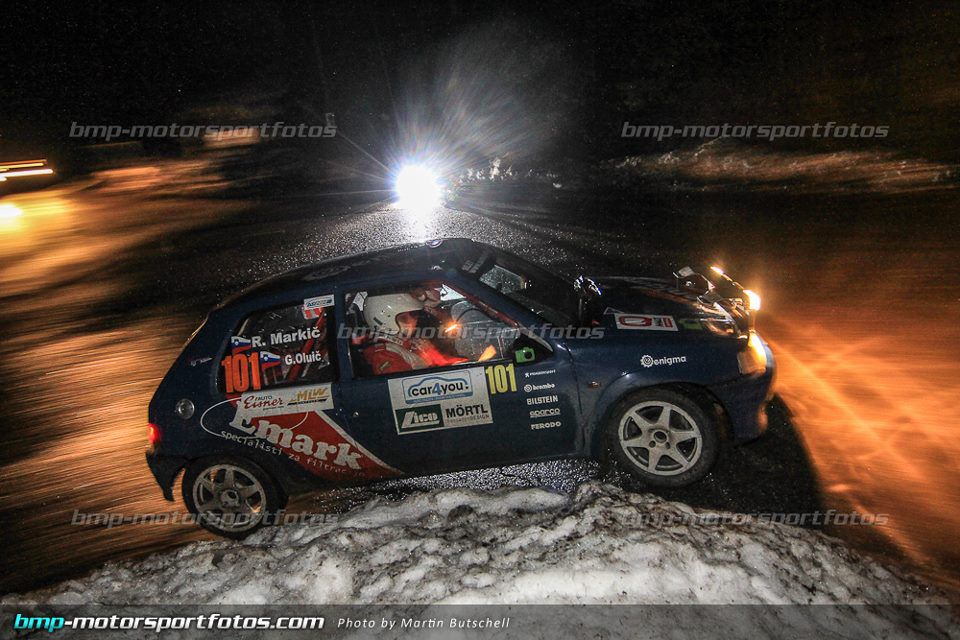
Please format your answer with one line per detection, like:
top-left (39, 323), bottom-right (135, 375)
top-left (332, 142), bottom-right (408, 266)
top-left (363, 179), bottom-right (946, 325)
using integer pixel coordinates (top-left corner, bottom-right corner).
top-left (147, 239), bottom-right (774, 537)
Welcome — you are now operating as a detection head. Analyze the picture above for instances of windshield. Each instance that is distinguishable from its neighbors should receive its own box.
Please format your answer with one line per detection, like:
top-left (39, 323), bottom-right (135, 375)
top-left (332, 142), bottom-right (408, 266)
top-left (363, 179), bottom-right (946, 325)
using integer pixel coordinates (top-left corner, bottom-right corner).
top-left (466, 248), bottom-right (580, 326)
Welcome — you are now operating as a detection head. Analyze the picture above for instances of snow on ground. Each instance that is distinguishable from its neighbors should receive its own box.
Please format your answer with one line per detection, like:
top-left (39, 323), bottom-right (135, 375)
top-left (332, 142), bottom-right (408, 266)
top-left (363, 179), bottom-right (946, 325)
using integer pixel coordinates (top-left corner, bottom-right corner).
top-left (5, 482), bottom-right (955, 637)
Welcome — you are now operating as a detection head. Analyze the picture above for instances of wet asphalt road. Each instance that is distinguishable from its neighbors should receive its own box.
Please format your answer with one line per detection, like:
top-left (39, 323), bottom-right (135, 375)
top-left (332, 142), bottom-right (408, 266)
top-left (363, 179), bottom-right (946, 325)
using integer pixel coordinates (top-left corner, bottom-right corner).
top-left (0, 171), bottom-right (958, 597)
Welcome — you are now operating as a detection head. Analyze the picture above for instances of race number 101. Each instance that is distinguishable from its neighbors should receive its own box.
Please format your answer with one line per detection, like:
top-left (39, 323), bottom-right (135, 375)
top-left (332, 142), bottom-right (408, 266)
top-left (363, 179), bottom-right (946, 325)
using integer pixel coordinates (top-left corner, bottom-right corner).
top-left (221, 352), bottom-right (263, 393)
top-left (485, 363), bottom-right (517, 394)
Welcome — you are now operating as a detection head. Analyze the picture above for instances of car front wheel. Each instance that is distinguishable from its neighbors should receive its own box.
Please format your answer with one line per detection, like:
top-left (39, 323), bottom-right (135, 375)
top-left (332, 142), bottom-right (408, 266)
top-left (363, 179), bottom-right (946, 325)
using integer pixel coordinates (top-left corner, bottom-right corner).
top-left (607, 389), bottom-right (718, 488)
top-left (182, 457), bottom-right (286, 539)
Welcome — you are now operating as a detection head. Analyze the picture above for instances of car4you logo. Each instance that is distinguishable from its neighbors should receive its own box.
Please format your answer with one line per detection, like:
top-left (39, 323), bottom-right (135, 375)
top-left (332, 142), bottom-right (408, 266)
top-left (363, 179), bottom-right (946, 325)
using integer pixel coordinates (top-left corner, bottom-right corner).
top-left (388, 368), bottom-right (493, 434)
top-left (403, 374), bottom-right (472, 403)
top-left (641, 354), bottom-right (688, 368)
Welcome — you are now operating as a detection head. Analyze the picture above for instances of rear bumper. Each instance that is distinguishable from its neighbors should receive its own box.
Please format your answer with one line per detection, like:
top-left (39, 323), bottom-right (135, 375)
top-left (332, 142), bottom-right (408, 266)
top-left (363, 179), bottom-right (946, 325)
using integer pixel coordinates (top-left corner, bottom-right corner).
top-left (709, 341), bottom-right (776, 442)
top-left (145, 450), bottom-right (187, 501)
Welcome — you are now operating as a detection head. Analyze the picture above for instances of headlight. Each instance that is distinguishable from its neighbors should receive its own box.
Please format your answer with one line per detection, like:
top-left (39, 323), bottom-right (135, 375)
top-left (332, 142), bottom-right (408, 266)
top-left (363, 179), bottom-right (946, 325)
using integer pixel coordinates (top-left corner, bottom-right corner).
top-left (395, 164), bottom-right (441, 211)
top-left (737, 332), bottom-right (768, 375)
top-left (743, 289), bottom-right (761, 311)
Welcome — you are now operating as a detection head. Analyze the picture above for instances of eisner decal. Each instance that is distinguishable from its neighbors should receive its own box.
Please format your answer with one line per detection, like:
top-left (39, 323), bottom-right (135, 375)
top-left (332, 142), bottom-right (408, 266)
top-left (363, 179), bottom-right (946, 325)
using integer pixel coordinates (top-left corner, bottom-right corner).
top-left (614, 314), bottom-right (678, 331)
top-left (229, 384), bottom-right (333, 428)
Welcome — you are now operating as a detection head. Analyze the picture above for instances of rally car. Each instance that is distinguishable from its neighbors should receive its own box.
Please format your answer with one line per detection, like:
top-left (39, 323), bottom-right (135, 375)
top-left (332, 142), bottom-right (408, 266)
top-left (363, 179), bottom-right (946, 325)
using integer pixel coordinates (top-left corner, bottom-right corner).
top-left (147, 238), bottom-right (775, 537)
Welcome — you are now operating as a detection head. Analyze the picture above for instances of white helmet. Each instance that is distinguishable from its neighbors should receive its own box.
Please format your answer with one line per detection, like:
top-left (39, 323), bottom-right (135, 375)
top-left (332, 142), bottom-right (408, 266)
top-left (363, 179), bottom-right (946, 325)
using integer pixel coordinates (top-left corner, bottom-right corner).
top-left (363, 293), bottom-right (423, 334)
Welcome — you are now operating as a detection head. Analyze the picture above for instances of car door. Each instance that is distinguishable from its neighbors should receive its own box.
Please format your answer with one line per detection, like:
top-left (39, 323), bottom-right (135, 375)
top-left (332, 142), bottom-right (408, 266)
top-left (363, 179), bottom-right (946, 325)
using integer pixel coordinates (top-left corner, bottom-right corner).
top-left (335, 295), bottom-right (508, 474)
top-left (211, 293), bottom-right (400, 485)
top-left (477, 332), bottom-right (582, 463)
top-left (335, 277), bottom-right (582, 476)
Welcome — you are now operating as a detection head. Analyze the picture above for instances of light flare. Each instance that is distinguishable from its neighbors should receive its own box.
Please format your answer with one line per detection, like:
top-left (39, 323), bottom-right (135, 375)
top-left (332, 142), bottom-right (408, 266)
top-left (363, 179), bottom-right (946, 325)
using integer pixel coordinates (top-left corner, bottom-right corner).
top-left (395, 164), bottom-right (441, 213)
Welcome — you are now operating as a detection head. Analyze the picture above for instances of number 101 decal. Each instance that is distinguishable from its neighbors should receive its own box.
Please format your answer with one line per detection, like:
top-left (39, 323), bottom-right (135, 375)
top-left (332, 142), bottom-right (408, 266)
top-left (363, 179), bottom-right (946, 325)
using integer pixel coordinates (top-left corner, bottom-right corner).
top-left (221, 352), bottom-right (263, 393)
top-left (484, 363), bottom-right (517, 394)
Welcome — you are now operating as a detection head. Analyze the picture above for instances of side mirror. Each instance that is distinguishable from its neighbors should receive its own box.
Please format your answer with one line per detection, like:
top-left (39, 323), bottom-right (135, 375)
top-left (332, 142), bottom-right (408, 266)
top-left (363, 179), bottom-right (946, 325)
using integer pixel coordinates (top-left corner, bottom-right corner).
top-left (574, 276), bottom-right (601, 325)
top-left (573, 275), bottom-right (601, 299)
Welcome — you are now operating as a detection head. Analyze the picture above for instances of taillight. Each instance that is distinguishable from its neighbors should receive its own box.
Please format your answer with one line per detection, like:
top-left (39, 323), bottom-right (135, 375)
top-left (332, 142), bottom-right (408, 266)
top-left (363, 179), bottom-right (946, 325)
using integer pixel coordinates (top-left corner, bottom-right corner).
top-left (148, 423), bottom-right (161, 446)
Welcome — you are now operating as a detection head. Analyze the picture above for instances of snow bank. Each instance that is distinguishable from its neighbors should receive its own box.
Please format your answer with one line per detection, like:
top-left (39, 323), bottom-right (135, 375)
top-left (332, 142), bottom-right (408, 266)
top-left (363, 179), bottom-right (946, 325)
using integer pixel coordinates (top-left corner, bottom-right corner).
top-left (6, 482), bottom-right (947, 610)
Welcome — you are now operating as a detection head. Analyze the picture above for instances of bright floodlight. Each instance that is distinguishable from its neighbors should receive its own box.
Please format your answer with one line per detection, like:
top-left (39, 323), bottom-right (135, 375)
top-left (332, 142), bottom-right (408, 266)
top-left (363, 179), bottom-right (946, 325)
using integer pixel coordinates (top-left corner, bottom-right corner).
top-left (395, 165), bottom-right (440, 211)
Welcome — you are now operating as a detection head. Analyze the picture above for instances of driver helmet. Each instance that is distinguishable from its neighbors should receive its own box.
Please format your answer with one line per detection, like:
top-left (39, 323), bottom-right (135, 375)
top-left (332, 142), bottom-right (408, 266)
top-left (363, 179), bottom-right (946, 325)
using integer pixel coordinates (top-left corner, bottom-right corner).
top-left (363, 292), bottom-right (424, 334)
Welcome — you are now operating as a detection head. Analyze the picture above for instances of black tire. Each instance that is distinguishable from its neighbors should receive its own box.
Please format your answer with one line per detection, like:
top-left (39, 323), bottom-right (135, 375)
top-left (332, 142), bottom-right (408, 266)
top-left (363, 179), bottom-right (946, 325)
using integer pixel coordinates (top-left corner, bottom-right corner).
top-left (605, 388), bottom-right (719, 488)
top-left (182, 456), bottom-right (287, 539)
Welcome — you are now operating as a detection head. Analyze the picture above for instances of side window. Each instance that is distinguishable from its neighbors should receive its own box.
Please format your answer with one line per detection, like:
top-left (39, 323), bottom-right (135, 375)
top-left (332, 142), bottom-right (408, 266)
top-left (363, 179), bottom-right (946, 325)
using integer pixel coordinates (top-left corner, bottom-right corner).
top-left (220, 297), bottom-right (337, 393)
top-left (345, 280), bottom-right (521, 377)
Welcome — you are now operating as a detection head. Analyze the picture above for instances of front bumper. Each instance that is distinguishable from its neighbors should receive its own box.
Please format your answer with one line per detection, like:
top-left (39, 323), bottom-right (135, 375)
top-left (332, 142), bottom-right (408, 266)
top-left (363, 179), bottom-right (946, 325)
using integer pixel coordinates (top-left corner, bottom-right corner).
top-left (145, 450), bottom-right (187, 501)
top-left (709, 340), bottom-right (776, 442)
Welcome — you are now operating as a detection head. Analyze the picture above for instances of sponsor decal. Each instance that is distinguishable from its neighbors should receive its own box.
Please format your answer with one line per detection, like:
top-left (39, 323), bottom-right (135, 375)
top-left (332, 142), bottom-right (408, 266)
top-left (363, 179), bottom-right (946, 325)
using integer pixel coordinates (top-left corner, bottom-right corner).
top-left (200, 386), bottom-right (398, 481)
top-left (523, 368), bottom-right (556, 378)
top-left (302, 294), bottom-right (335, 319)
top-left (229, 384), bottom-right (334, 428)
top-left (395, 405), bottom-right (444, 432)
top-left (614, 313), bottom-right (678, 331)
top-left (677, 318), bottom-right (704, 331)
top-left (401, 374), bottom-right (472, 404)
top-left (189, 356), bottom-right (212, 367)
top-left (514, 346), bottom-right (536, 363)
top-left (640, 354), bottom-right (688, 368)
top-left (523, 382), bottom-right (555, 393)
top-left (531, 421), bottom-right (561, 430)
top-left (526, 395), bottom-right (559, 406)
top-left (529, 407), bottom-right (561, 419)
top-left (388, 368), bottom-right (493, 433)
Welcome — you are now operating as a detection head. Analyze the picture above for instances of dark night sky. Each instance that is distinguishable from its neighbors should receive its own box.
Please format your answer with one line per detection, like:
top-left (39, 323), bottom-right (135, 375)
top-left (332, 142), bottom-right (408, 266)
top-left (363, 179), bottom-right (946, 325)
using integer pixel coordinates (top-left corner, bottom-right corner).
top-left (2, 1), bottom-right (958, 160)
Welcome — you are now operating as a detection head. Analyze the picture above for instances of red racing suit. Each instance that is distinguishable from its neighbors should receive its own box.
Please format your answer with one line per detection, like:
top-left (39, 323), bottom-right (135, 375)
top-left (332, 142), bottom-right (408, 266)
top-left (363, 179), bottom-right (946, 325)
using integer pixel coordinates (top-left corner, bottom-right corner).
top-left (362, 337), bottom-right (467, 375)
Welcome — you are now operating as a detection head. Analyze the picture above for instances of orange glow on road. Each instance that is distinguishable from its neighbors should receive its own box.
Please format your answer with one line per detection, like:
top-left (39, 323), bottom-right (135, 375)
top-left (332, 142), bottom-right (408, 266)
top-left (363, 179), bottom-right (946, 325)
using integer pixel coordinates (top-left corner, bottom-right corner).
top-left (764, 310), bottom-right (960, 590)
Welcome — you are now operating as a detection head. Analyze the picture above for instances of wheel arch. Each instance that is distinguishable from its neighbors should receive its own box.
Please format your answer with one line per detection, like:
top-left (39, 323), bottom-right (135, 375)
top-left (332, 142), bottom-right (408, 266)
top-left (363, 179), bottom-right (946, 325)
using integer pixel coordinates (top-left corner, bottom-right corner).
top-left (587, 378), bottom-right (730, 458)
top-left (180, 450), bottom-right (307, 504)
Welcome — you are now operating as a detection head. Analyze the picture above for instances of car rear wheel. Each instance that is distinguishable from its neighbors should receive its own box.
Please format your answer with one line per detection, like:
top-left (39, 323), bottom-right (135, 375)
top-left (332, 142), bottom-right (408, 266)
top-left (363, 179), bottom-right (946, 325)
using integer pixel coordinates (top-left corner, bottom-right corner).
top-left (606, 389), bottom-right (718, 488)
top-left (182, 457), bottom-right (286, 539)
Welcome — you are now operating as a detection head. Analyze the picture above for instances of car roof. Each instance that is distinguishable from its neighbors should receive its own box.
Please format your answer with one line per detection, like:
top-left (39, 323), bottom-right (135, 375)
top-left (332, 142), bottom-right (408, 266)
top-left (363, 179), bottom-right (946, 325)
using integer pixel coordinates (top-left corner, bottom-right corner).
top-left (220, 238), bottom-right (486, 308)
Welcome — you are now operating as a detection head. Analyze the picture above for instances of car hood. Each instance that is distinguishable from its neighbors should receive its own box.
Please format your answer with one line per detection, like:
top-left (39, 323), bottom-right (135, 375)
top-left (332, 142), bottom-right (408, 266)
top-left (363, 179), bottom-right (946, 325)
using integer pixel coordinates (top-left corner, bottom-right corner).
top-left (587, 276), bottom-right (737, 331)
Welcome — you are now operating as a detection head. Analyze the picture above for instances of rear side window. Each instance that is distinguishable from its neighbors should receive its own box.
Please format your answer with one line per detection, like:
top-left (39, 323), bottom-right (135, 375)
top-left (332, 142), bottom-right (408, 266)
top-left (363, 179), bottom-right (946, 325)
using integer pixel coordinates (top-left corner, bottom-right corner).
top-left (220, 296), bottom-right (337, 393)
